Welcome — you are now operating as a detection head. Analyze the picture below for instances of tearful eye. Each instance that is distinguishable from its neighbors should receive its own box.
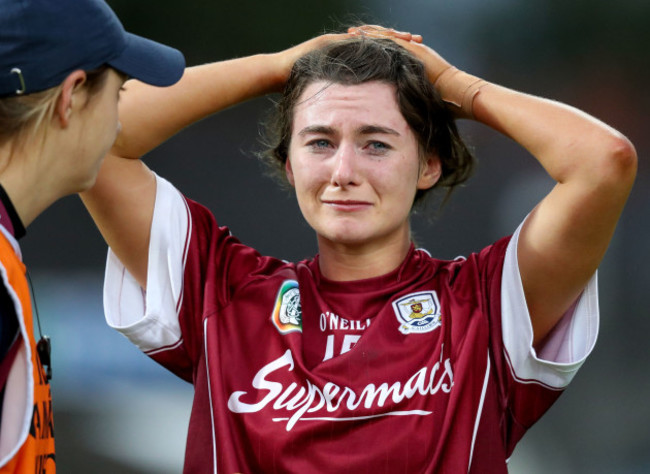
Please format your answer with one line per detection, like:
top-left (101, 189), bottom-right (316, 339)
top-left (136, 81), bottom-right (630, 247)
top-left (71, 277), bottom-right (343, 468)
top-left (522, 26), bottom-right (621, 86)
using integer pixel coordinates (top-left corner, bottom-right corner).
top-left (366, 141), bottom-right (391, 154)
top-left (308, 139), bottom-right (332, 150)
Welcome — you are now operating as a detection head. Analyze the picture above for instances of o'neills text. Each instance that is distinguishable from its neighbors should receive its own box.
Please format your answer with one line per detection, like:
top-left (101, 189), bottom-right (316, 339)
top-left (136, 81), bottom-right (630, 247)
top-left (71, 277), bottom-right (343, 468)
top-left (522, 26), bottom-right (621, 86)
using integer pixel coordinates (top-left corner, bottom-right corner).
top-left (227, 349), bottom-right (454, 431)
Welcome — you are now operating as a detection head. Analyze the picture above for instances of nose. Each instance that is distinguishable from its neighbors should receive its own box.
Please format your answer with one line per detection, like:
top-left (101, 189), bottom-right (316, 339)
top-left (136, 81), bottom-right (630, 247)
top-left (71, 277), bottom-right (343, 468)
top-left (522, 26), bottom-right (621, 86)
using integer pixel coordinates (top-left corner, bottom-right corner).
top-left (331, 144), bottom-right (359, 187)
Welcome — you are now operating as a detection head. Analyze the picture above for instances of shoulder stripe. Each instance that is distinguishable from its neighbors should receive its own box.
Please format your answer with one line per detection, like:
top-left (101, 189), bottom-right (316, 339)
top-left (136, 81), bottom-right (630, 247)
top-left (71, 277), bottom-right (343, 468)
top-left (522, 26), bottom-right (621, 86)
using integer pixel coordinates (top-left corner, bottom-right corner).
top-left (175, 194), bottom-right (192, 317)
top-left (204, 319), bottom-right (218, 473)
top-left (468, 351), bottom-right (491, 472)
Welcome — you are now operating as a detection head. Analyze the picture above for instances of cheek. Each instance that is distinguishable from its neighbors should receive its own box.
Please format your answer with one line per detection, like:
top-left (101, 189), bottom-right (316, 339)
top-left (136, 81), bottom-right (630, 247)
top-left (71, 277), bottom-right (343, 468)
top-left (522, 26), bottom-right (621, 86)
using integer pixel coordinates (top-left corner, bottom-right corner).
top-left (293, 173), bottom-right (322, 205)
top-left (289, 156), bottom-right (327, 191)
top-left (375, 156), bottom-right (420, 192)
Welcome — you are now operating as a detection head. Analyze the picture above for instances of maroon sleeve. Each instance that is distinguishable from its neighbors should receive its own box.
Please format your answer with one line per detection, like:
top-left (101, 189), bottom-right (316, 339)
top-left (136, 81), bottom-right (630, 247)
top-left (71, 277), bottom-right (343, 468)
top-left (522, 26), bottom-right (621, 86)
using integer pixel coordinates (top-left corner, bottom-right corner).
top-left (154, 197), bottom-right (285, 383)
top-left (477, 236), bottom-right (564, 456)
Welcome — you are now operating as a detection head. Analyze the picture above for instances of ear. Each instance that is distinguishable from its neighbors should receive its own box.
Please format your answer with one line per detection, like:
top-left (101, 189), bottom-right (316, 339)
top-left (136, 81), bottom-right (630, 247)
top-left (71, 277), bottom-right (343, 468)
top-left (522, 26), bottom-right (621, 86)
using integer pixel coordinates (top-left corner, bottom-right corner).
top-left (55, 70), bottom-right (87, 128)
top-left (285, 157), bottom-right (296, 187)
top-left (417, 154), bottom-right (442, 190)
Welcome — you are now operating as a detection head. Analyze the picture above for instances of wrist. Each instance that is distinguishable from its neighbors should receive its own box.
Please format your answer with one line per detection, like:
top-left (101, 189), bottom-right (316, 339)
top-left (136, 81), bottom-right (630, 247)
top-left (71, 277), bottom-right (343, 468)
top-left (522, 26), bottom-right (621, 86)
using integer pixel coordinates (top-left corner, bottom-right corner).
top-left (263, 52), bottom-right (294, 93)
top-left (434, 67), bottom-right (488, 119)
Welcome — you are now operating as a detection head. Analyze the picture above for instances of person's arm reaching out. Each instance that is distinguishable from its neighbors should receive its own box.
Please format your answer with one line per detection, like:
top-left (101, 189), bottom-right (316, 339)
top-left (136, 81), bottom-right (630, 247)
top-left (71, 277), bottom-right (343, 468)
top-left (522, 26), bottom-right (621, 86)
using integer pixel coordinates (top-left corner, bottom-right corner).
top-left (81, 34), bottom-right (348, 288)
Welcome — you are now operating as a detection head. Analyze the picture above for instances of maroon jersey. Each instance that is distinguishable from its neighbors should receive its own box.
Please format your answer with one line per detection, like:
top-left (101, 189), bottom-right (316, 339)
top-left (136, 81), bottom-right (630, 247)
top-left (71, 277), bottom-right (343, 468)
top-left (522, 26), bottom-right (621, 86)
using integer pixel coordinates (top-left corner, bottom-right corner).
top-left (104, 176), bottom-right (598, 473)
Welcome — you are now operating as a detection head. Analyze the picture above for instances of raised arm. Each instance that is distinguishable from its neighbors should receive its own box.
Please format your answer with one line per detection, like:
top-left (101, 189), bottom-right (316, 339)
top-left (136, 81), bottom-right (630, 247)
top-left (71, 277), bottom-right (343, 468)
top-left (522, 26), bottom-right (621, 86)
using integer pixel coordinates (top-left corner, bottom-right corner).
top-left (81, 34), bottom-right (348, 288)
top-left (356, 27), bottom-right (637, 346)
top-left (472, 85), bottom-right (635, 347)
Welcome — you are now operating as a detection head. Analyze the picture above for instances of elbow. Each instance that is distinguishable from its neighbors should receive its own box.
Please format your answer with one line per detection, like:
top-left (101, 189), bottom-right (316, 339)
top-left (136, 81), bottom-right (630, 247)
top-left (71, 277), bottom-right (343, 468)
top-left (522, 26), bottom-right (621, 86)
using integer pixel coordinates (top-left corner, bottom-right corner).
top-left (589, 133), bottom-right (638, 191)
top-left (605, 133), bottom-right (637, 184)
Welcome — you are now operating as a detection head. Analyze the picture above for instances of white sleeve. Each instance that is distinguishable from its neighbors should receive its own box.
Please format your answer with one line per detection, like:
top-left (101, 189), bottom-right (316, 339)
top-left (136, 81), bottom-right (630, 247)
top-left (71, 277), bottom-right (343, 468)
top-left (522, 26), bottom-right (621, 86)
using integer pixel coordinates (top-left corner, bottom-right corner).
top-left (500, 220), bottom-right (599, 389)
top-left (103, 174), bottom-right (190, 354)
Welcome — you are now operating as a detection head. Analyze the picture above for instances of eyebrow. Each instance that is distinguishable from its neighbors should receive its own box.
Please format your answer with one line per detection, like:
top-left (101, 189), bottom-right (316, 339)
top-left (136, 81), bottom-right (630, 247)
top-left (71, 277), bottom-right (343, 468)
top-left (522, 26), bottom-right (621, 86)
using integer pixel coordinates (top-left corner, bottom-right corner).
top-left (297, 125), bottom-right (401, 137)
top-left (298, 125), bottom-right (336, 137)
top-left (358, 125), bottom-right (400, 136)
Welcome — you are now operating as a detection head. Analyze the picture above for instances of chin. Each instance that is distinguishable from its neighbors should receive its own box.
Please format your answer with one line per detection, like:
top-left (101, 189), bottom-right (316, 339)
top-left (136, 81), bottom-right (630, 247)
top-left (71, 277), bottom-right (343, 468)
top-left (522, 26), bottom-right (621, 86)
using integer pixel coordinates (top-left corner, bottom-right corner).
top-left (319, 227), bottom-right (378, 247)
top-left (316, 219), bottom-right (410, 250)
top-left (71, 174), bottom-right (98, 194)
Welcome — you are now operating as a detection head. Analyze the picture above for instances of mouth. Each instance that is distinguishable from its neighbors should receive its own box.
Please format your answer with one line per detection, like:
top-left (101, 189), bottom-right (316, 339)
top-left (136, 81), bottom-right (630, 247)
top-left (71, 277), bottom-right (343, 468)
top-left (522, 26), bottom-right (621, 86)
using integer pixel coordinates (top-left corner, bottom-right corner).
top-left (321, 200), bottom-right (372, 212)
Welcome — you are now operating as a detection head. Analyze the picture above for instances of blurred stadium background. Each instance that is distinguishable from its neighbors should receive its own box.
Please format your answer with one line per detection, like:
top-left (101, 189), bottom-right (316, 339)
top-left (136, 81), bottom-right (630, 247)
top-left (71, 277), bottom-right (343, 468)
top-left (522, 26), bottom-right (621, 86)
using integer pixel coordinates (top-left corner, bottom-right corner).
top-left (21, 0), bottom-right (649, 472)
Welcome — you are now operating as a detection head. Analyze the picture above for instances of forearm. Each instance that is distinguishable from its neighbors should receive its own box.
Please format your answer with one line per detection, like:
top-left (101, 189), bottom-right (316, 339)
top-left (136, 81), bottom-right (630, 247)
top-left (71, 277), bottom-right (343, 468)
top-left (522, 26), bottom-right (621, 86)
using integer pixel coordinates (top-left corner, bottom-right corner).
top-left (471, 83), bottom-right (636, 187)
top-left (112, 32), bottom-right (350, 160)
top-left (113, 53), bottom-right (286, 159)
top-left (389, 33), bottom-right (635, 186)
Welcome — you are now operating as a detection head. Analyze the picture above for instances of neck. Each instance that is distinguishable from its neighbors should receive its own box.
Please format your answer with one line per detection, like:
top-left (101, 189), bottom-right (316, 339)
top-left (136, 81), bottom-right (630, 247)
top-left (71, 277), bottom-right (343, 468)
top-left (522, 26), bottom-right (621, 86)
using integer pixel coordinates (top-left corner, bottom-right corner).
top-left (317, 226), bottom-right (412, 281)
top-left (0, 141), bottom-right (66, 228)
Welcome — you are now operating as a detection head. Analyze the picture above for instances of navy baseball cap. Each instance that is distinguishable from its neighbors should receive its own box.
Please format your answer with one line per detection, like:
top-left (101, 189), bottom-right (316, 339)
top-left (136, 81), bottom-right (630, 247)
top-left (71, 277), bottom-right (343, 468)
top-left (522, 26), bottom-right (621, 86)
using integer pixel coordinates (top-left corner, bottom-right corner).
top-left (0, 0), bottom-right (185, 97)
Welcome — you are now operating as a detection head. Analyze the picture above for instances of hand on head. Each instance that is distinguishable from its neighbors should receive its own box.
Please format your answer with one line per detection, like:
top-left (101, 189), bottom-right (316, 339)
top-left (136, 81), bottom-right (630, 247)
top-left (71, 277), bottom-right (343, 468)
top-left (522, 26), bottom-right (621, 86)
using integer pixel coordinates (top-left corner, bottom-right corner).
top-left (348, 25), bottom-right (478, 119)
top-left (274, 26), bottom-right (422, 91)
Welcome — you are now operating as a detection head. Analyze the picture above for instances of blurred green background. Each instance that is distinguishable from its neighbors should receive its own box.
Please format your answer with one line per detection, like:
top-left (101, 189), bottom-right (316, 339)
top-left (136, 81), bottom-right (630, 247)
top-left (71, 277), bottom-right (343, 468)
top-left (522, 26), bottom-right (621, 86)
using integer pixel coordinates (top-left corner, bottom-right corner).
top-left (21, 0), bottom-right (649, 472)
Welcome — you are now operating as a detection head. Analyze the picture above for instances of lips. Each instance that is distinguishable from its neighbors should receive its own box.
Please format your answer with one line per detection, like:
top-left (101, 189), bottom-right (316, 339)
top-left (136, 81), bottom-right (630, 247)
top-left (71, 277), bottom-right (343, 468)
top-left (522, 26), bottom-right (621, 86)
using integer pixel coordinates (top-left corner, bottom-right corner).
top-left (321, 200), bottom-right (372, 211)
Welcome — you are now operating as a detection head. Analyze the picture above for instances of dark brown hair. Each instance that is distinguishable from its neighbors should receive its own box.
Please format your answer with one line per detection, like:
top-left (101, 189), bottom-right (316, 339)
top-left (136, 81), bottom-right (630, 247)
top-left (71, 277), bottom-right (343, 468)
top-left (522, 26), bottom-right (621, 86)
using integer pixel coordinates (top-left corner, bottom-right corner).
top-left (259, 37), bottom-right (475, 206)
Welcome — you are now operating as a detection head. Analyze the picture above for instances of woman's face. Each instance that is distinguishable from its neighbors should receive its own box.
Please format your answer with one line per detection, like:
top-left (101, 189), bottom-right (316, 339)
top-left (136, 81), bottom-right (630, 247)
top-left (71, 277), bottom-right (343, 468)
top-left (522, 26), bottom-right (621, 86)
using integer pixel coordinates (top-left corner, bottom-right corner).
top-left (69, 68), bottom-right (124, 191)
top-left (286, 80), bottom-right (440, 251)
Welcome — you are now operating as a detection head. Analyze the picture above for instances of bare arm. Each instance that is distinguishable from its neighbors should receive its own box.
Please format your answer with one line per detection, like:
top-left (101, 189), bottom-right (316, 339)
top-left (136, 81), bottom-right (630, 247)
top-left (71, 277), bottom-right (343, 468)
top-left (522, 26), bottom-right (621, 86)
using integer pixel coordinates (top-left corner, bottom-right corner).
top-left (81, 34), bottom-right (349, 288)
top-left (367, 30), bottom-right (637, 345)
top-left (473, 85), bottom-right (636, 346)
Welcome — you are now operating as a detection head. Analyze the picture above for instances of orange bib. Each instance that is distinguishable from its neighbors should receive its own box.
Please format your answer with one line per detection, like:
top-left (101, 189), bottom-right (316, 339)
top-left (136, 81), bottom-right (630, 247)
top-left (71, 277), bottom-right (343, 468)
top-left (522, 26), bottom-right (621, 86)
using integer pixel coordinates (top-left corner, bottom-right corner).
top-left (0, 233), bottom-right (55, 473)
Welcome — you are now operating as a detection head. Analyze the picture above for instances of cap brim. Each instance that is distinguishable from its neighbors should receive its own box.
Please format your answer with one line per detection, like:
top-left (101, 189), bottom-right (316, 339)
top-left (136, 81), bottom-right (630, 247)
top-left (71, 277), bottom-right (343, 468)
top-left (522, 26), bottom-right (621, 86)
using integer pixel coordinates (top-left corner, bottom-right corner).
top-left (108, 33), bottom-right (185, 87)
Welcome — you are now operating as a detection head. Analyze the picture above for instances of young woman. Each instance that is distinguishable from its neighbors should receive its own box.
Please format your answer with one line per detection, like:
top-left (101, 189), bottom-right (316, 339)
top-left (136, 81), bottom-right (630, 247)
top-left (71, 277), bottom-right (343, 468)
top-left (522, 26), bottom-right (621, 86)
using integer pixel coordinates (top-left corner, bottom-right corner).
top-left (0, 0), bottom-right (184, 471)
top-left (82, 27), bottom-right (636, 473)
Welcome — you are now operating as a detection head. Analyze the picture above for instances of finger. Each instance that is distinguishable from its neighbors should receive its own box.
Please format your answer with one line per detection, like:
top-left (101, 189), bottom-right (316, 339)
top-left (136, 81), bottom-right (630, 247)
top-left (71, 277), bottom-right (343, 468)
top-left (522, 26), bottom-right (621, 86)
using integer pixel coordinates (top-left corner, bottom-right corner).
top-left (385, 30), bottom-right (424, 43)
top-left (348, 26), bottom-right (423, 43)
top-left (358, 25), bottom-right (388, 32)
top-left (348, 25), bottom-right (386, 36)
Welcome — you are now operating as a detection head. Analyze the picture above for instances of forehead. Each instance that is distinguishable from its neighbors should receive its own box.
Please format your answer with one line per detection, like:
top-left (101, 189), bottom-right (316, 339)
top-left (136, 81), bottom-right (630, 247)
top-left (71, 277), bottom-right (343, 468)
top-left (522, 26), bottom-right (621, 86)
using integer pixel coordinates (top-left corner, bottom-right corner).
top-left (293, 81), bottom-right (409, 133)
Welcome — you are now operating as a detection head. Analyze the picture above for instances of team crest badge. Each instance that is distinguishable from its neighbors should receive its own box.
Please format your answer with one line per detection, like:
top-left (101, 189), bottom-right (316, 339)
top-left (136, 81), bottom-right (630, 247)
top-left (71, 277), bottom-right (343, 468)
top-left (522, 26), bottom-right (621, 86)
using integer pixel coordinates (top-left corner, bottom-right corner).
top-left (392, 291), bottom-right (442, 335)
top-left (271, 280), bottom-right (302, 334)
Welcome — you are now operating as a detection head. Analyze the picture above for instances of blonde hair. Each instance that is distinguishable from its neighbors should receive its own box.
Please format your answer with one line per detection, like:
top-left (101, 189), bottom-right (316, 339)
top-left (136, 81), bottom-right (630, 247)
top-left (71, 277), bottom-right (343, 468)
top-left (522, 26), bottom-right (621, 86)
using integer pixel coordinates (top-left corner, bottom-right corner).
top-left (0, 86), bottom-right (62, 149)
top-left (0, 66), bottom-right (111, 150)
